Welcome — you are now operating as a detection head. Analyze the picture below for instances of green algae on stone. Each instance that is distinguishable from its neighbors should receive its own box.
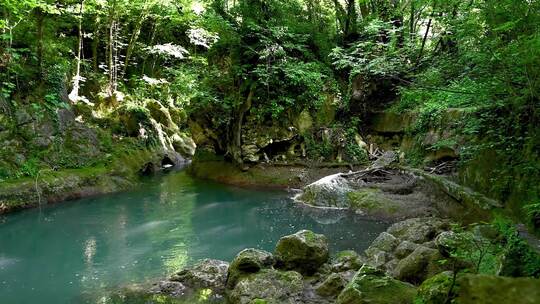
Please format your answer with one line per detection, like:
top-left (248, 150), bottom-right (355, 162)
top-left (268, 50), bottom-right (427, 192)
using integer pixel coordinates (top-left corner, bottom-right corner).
top-left (227, 249), bottom-right (274, 289)
top-left (337, 265), bottom-right (417, 304)
top-left (416, 271), bottom-right (455, 304)
top-left (274, 230), bottom-right (330, 275)
top-left (456, 274), bottom-right (540, 304)
top-left (227, 269), bottom-right (303, 304)
top-left (347, 188), bottom-right (399, 215)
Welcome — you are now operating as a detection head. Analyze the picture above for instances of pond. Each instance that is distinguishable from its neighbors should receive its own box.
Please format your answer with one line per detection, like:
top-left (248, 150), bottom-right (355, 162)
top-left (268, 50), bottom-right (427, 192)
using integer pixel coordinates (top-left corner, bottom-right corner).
top-left (0, 170), bottom-right (388, 304)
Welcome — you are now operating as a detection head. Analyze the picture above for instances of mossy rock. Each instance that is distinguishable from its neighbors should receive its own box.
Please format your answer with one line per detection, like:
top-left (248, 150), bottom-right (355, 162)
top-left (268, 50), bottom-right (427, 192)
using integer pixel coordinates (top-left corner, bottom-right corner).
top-left (187, 160), bottom-right (293, 188)
top-left (347, 188), bottom-right (399, 216)
top-left (227, 249), bottom-right (274, 289)
top-left (170, 259), bottom-right (229, 293)
top-left (227, 269), bottom-right (303, 304)
top-left (274, 230), bottom-right (330, 275)
top-left (316, 272), bottom-right (352, 297)
top-left (392, 246), bottom-right (448, 285)
top-left (387, 217), bottom-right (450, 244)
top-left (331, 250), bottom-right (364, 272)
top-left (456, 274), bottom-right (540, 304)
top-left (337, 265), bottom-right (417, 304)
top-left (416, 271), bottom-right (455, 304)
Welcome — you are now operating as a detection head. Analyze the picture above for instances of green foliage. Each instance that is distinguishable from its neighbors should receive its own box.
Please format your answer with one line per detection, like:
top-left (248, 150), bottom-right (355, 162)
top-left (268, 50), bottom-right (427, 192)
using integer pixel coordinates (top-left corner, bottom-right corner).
top-left (492, 217), bottom-right (540, 278)
top-left (443, 224), bottom-right (500, 275)
top-left (523, 201), bottom-right (540, 230)
top-left (18, 157), bottom-right (41, 178)
top-left (305, 133), bottom-right (333, 160)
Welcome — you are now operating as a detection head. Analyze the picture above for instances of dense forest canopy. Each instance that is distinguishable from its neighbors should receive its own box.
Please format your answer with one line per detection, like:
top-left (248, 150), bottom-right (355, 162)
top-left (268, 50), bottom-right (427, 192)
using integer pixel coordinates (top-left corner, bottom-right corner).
top-left (1, 0), bottom-right (539, 217)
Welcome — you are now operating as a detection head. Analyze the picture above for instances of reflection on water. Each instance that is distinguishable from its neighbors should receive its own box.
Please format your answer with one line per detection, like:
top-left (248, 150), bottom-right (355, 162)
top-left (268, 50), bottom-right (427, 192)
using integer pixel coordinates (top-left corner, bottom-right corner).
top-left (0, 170), bottom-right (388, 304)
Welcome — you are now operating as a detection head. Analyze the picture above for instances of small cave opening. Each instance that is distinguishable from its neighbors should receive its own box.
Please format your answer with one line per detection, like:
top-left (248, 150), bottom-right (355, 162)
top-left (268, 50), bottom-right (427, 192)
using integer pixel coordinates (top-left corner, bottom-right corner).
top-left (140, 162), bottom-right (155, 176)
top-left (260, 140), bottom-right (293, 161)
top-left (161, 155), bottom-right (176, 169)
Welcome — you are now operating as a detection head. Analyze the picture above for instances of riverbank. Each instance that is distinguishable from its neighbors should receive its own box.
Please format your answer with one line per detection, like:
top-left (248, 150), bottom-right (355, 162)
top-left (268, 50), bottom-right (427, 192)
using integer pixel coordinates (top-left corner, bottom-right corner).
top-left (0, 147), bottom-right (189, 215)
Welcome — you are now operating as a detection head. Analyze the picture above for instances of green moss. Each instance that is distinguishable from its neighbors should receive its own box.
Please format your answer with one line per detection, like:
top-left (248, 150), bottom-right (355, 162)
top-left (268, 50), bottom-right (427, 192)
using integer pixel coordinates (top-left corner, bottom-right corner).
top-left (416, 272), bottom-right (454, 304)
top-left (347, 188), bottom-right (397, 214)
top-left (456, 274), bottom-right (540, 304)
top-left (337, 265), bottom-right (417, 304)
top-left (187, 160), bottom-right (293, 188)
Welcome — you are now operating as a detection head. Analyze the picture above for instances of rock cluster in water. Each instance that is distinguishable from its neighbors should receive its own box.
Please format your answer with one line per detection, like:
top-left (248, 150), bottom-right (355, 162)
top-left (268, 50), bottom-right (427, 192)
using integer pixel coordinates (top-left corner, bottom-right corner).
top-left (138, 217), bottom-right (540, 304)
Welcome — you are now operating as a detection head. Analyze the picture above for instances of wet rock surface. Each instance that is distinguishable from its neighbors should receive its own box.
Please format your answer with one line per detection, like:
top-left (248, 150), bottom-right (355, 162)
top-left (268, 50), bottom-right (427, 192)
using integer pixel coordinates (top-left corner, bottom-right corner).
top-left (170, 259), bottom-right (230, 293)
top-left (274, 230), bottom-right (330, 275)
top-left (336, 265), bottom-right (417, 304)
top-left (130, 219), bottom-right (539, 304)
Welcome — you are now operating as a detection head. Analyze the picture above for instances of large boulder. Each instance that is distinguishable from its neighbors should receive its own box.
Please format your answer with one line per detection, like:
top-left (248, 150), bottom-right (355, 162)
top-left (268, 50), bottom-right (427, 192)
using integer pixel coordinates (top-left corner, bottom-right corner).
top-left (346, 188), bottom-right (400, 217)
top-left (392, 246), bottom-right (447, 284)
top-left (387, 217), bottom-right (450, 244)
top-left (150, 280), bottom-right (187, 297)
top-left (331, 250), bottom-right (364, 272)
top-left (296, 173), bottom-right (351, 208)
top-left (227, 269), bottom-right (303, 304)
top-left (394, 241), bottom-right (419, 259)
top-left (365, 232), bottom-right (400, 256)
top-left (171, 133), bottom-right (197, 157)
top-left (316, 270), bottom-right (356, 297)
top-left (170, 259), bottom-right (229, 293)
top-left (337, 265), bottom-right (417, 304)
top-left (456, 274), bottom-right (540, 304)
top-left (416, 271), bottom-right (454, 304)
top-left (274, 230), bottom-right (330, 275)
top-left (227, 248), bottom-right (274, 289)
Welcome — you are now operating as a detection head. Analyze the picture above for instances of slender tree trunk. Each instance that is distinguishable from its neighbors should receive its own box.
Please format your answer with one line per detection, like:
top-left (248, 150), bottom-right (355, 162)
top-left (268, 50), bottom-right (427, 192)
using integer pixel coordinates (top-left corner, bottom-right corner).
top-left (344, 0), bottom-right (357, 41)
top-left (123, 6), bottom-right (148, 78)
top-left (228, 85), bottom-right (255, 165)
top-left (409, 1), bottom-right (415, 42)
top-left (36, 9), bottom-right (44, 80)
top-left (416, 16), bottom-right (432, 64)
top-left (141, 20), bottom-right (158, 77)
top-left (107, 0), bottom-right (117, 95)
top-left (69, 0), bottom-right (85, 103)
top-left (92, 16), bottom-right (100, 73)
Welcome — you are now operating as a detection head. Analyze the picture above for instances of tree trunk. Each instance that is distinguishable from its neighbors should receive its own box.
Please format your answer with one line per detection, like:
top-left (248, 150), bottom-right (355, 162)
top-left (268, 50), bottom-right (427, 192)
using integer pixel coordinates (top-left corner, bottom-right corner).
top-left (69, 0), bottom-right (85, 103)
top-left (123, 1), bottom-right (149, 78)
top-left (92, 17), bottom-right (100, 73)
top-left (36, 8), bottom-right (44, 80)
top-left (416, 16), bottom-right (433, 64)
top-left (344, 0), bottom-right (357, 42)
top-left (107, 0), bottom-right (117, 95)
top-left (228, 85), bottom-right (255, 165)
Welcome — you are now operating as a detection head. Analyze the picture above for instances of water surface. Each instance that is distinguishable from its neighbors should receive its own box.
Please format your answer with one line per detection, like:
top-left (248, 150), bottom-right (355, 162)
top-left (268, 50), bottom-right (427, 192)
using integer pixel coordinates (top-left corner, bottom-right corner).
top-left (0, 170), bottom-right (388, 303)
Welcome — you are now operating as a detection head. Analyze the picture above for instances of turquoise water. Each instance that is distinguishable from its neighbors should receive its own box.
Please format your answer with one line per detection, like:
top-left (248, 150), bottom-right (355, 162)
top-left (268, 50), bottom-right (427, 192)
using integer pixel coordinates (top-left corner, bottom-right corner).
top-left (0, 170), bottom-right (388, 304)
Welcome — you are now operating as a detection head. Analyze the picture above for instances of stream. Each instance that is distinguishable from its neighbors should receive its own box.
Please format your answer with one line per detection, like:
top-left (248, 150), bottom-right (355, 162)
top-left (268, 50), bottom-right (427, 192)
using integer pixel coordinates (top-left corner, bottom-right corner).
top-left (0, 170), bottom-right (388, 303)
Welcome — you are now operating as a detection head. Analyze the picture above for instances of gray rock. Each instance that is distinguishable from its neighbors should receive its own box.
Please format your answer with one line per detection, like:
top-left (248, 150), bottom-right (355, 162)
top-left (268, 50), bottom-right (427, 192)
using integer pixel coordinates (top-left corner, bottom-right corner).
top-left (365, 249), bottom-right (392, 268)
top-left (170, 259), bottom-right (229, 292)
top-left (296, 173), bottom-right (351, 208)
top-left (394, 241), bottom-right (419, 259)
top-left (434, 231), bottom-right (460, 256)
top-left (171, 133), bottom-right (197, 157)
top-left (151, 280), bottom-right (187, 297)
top-left (387, 217), bottom-right (449, 244)
top-left (393, 246), bottom-right (447, 284)
top-left (331, 250), bottom-right (363, 272)
top-left (227, 248), bottom-right (274, 289)
top-left (365, 232), bottom-right (400, 255)
top-left (227, 269), bottom-right (303, 304)
top-left (337, 265), bottom-right (417, 304)
top-left (316, 271), bottom-right (356, 297)
top-left (275, 230), bottom-right (329, 275)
